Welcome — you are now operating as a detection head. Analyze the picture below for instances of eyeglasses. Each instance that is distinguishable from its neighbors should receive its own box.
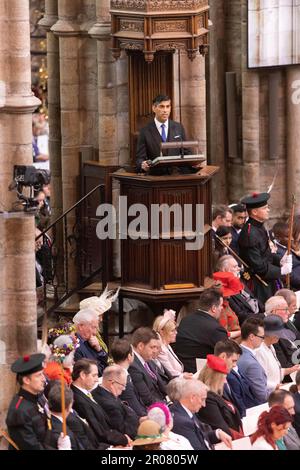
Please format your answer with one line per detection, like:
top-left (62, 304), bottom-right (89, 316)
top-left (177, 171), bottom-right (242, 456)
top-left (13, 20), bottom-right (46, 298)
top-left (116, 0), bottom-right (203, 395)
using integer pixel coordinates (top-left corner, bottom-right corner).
top-left (274, 308), bottom-right (290, 313)
top-left (254, 334), bottom-right (265, 340)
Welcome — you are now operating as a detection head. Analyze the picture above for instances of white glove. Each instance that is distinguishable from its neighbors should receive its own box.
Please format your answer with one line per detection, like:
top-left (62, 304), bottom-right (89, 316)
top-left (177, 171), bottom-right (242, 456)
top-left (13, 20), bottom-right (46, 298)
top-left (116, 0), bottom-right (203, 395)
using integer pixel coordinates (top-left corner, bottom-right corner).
top-left (280, 252), bottom-right (292, 266)
top-left (57, 433), bottom-right (72, 450)
top-left (281, 262), bottom-right (292, 275)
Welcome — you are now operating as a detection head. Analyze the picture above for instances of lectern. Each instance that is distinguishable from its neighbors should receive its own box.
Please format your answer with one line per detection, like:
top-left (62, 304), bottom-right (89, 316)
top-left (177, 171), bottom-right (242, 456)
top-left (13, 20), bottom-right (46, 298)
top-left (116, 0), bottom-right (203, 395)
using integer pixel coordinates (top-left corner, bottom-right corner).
top-left (113, 166), bottom-right (219, 335)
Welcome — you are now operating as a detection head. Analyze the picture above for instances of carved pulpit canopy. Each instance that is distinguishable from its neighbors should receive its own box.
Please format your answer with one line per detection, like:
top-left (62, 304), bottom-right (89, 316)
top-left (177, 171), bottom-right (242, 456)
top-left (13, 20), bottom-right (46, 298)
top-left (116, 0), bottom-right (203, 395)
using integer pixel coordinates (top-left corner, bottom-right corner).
top-left (110, 0), bottom-right (209, 62)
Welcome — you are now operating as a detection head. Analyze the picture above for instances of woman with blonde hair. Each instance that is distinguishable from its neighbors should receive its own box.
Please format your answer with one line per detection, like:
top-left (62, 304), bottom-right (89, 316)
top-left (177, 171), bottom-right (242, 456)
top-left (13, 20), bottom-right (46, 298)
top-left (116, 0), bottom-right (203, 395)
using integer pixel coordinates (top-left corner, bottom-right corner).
top-left (153, 309), bottom-right (192, 378)
top-left (196, 354), bottom-right (243, 439)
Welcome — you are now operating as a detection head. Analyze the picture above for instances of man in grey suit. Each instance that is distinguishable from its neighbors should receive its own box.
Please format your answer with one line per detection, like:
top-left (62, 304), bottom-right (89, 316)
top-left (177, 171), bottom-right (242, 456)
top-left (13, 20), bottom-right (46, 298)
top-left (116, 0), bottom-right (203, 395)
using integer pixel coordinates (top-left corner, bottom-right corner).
top-left (136, 94), bottom-right (197, 176)
top-left (237, 317), bottom-right (268, 404)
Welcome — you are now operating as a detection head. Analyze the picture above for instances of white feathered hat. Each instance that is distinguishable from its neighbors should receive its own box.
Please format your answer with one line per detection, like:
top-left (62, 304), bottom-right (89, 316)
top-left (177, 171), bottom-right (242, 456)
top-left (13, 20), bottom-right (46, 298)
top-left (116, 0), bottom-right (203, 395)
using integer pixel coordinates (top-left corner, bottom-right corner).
top-left (79, 286), bottom-right (120, 316)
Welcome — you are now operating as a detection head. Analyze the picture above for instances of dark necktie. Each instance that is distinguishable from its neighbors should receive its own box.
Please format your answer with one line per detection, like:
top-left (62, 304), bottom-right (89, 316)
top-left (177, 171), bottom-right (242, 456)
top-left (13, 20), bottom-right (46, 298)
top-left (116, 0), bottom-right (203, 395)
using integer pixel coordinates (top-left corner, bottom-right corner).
top-left (161, 123), bottom-right (167, 142)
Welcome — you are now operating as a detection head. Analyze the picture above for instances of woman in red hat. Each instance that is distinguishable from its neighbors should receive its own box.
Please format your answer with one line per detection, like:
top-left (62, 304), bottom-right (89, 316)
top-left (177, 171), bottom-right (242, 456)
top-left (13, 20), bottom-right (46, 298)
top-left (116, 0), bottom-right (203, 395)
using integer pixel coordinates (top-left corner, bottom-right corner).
top-left (211, 272), bottom-right (242, 340)
top-left (196, 354), bottom-right (243, 440)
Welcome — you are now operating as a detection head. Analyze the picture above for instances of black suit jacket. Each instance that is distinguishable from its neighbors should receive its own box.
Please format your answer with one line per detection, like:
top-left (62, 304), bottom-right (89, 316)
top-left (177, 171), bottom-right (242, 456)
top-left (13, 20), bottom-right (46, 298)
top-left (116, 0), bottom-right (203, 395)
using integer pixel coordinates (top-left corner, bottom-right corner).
top-left (136, 119), bottom-right (194, 175)
top-left (70, 384), bottom-right (128, 447)
top-left (170, 401), bottom-right (219, 450)
top-left (120, 375), bottom-right (147, 418)
top-left (228, 288), bottom-right (264, 326)
top-left (67, 410), bottom-right (109, 450)
top-left (44, 415), bottom-right (80, 450)
top-left (148, 359), bottom-right (174, 394)
top-left (92, 386), bottom-right (139, 439)
top-left (226, 369), bottom-right (261, 414)
top-left (128, 355), bottom-right (166, 407)
top-left (173, 310), bottom-right (228, 373)
top-left (196, 391), bottom-right (242, 436)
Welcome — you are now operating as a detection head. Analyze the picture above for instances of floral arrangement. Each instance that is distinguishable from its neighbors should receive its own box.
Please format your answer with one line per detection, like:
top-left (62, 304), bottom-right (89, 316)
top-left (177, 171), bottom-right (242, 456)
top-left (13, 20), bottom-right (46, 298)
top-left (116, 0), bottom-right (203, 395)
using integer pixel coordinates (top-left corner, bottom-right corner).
top-left (49, 336), bottom-right (80, 362)
top-left (48, 322), bottom-right (76, 343)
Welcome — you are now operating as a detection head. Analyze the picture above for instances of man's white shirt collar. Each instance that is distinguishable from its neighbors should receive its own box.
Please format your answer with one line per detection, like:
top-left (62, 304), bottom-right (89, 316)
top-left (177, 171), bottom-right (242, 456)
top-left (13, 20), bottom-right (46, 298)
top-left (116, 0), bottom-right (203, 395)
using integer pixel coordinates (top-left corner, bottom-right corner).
top-left (154, 118), bottom-right (169, 138)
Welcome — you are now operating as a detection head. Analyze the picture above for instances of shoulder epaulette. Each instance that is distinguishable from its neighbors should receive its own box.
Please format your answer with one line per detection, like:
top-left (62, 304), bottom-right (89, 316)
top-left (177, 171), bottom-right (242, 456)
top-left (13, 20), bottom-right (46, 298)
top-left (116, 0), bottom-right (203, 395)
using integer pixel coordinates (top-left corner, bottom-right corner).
top-left (15, 396), bottom-right (23, 410)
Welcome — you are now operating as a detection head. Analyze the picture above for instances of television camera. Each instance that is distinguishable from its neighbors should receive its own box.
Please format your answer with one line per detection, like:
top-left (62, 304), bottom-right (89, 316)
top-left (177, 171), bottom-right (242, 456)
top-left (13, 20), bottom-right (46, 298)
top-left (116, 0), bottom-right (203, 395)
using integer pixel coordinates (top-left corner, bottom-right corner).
top-left (9, 165), bottom-right (51, 212)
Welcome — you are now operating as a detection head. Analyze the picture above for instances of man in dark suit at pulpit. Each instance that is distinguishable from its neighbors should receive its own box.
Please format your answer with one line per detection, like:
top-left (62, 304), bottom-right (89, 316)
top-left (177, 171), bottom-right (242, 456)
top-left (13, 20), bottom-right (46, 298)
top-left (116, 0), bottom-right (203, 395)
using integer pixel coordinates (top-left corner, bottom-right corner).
top-left (136, 94), bottom-right (197, 176)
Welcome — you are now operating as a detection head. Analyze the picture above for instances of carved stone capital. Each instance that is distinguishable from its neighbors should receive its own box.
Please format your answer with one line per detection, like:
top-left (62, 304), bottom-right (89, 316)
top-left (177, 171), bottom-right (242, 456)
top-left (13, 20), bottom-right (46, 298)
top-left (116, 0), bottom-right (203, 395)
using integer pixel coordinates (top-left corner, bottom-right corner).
top-left (38, 14), bottom-right (58, 31)
top-left (51, 19), bottom-right (81, 37)
top-left (0, 95), bottom-right (41, 115)
top-left (89, 21), bottom-right (111, 40)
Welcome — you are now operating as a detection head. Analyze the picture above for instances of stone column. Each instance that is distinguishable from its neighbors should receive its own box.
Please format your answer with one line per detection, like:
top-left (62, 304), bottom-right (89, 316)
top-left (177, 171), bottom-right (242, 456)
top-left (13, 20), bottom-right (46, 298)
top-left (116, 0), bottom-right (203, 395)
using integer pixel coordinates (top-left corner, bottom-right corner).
top-left (207, 0), bottom-right (227, 202)
top-left (0, 0), bottom-right (40, 436)
top-left (241, 0), bottom-right (260, 194)
top-left (173, 52), bottom-right (207, 160)
top-left (286, 67), bottom-right (300, 203)
top-left (39, 0), bottom-right (62, 222)
top-left (51, 1), bottom-right (82, 289)
top-left (90, 0), bottom-right (119, 165)
top-left (79, 0), bottom-right (98, 150)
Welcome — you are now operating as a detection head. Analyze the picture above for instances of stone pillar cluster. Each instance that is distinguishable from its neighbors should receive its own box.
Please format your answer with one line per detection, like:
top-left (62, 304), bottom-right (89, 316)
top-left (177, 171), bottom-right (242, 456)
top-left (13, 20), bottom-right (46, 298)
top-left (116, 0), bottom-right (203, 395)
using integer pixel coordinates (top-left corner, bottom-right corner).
top-left (0, 0), bottom-right (40, 435)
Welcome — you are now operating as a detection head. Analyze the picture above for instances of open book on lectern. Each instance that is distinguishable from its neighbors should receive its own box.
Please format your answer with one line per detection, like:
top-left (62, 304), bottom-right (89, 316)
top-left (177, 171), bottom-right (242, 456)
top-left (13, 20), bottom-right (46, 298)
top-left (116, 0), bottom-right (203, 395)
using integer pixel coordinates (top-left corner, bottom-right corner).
top-left (149, 140), bottom-right (206, 168)
top-left (151, 154), bottom-right (206, 167)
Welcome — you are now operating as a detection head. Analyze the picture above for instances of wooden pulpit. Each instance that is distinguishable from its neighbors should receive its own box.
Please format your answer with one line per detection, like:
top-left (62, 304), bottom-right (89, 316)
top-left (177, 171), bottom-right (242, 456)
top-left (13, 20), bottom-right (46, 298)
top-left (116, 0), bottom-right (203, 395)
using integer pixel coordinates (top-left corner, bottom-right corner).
top-left (113, 166), bottom-right (219, 331)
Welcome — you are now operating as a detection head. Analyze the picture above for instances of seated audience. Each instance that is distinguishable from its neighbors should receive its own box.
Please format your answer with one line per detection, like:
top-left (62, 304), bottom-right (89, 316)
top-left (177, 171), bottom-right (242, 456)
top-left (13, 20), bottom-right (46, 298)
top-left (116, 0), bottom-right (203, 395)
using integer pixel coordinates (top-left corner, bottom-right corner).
top-left (197, 355), bottom-right (243, 439)
top-left (71, 358), bottom-right (130, 448)
top-left (132, 419), bottom-right (166, 451)
top-left (275, 289), bottom-right (300, 339)
top-left (265, 296), bottom-right (299, 371)
top-left (128, 327), bottom-right (166, 407)
top-left (147, 402), bottom-right (193, 450)
top-left (46, 384), bottom-right (77, 450)
top-left (148, 335), bottom-right (175, 393)
top-left (153, 309), bottom-right (190, 378)
top-left (216, 255), bottom-right (264, 324)
top-left (214, 339), bottom-right (258, 417)
top-left (174, 289), bottom-right (228, 373)
top-left (169, 379), bottom-right (232, 450)
top-left (211, 271), bottom-right (242, 339)
top-left (212, 205), bottom-right (233, 232)
top-left (213, 226), bottom-right (233, 267)
top-left (78, 287), bottom-right (119, 368)
top-left (268, 389), bottom-right (300, 450)
top-left (256, 315), bottom-right (298, 393)
top-left (251, 406), bottom-right (292, 450)
top-left (44, 332), bottom-right (78, 386)
top-left (230, 203), bottom-right (247, 255)
top-left (237, 317), bottom-right (268, 404)
top-left (73, 308), bottom-right (108, 376)
top-left (92, 365), bottom-right (139, 439)
top-left (110, 338), bottom-right (147, 417)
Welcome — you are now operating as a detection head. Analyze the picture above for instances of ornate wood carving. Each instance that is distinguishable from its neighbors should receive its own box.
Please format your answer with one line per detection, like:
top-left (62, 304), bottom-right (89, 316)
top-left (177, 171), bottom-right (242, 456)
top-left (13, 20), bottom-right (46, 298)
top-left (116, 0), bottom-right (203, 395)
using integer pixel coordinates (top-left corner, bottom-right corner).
top-left (113, 168), bottom-right (219, 294)
top-left (110, 0), bottom-right (209, 62)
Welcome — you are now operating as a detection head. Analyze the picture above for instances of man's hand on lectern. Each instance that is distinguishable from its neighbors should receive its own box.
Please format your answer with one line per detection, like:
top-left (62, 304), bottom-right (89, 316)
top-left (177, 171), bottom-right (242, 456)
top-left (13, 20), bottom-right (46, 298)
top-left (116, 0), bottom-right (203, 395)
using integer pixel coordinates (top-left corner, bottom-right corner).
top-left (141, 160), bottom-right (151, 172)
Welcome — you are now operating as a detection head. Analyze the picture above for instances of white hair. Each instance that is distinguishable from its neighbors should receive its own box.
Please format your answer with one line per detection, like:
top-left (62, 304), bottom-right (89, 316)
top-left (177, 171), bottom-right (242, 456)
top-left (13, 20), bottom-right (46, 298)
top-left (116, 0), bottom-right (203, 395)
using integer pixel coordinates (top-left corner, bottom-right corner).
top-left (179, 379), bottom-right (208, 399)
top-left (73, 308), bottom-right (99, 325)
top-left (53, 335), bottom-right (73, 348)
top-left (265, 296), bottom-right (287, 316)
top-left (216, 255), bottom-right (235, 272)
